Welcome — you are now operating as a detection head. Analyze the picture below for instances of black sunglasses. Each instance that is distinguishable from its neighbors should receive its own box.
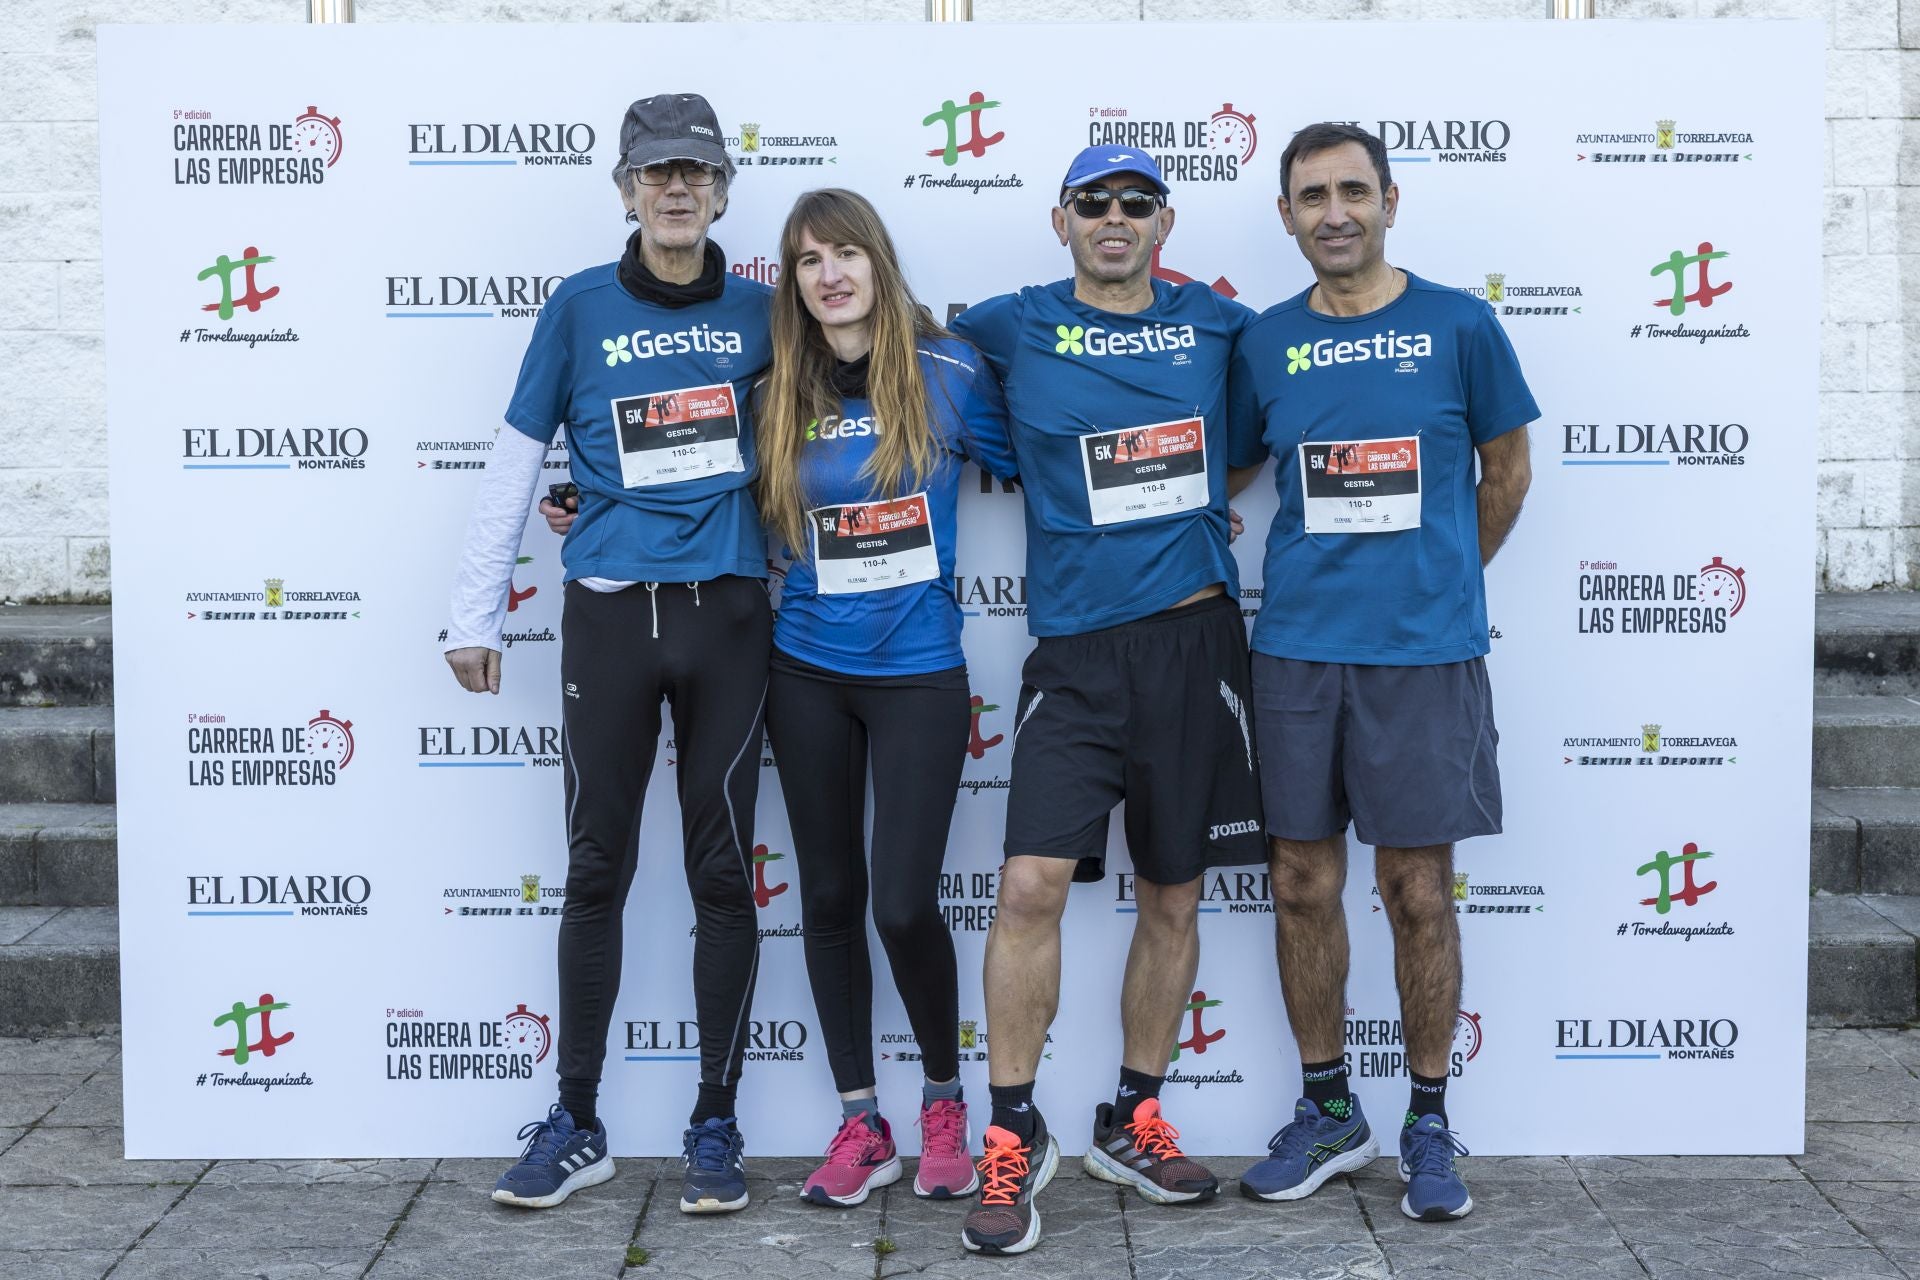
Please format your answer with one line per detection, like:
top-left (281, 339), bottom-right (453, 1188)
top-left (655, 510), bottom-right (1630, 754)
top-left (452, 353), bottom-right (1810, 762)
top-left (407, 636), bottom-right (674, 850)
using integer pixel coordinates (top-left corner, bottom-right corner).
top-left (1063, 187), bottom-right (1162, 220)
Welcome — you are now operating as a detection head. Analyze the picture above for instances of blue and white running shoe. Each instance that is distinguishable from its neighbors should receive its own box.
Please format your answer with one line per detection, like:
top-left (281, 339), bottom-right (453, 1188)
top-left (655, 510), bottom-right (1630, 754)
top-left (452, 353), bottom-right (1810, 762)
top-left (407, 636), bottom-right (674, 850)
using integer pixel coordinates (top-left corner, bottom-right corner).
top-left (491, 1104), bottom-right (614, 1208)
top-left (1399, 1114), bottom-right (1473, 1221)
top-left (1239, 1097), bottom-right (1379, 1202)
top-left (681, 1115), bottom-right (750, 1214)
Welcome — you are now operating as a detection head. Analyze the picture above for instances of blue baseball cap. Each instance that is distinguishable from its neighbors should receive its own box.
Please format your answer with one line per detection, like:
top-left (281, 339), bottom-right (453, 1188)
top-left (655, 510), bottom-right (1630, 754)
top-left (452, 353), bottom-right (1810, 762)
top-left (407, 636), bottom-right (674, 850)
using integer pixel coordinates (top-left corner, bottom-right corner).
top-left (1059, 145), bottom-right (1169, 199)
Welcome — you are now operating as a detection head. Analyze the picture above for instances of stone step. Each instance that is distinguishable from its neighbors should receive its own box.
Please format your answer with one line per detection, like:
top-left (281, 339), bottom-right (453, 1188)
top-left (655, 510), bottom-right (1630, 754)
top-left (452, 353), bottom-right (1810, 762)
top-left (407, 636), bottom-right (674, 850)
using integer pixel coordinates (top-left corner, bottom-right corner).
top-left (1817, 591), bottom-right (1920, 695)
top-left (0, 906), bottom-right (118, 1035)
top-left (1813, 789), bottom-right (1920, 895)
top-left (0, 606), bottom-right (113, 707)
top-left (0, 804), bottom-right (116, 907)
top-left (0, 706), bottom-right (114, 805)
top-left (1813, 696), bottom-right (1920, 788)
top-left (1809, 894), bottom-right (1920, 1026)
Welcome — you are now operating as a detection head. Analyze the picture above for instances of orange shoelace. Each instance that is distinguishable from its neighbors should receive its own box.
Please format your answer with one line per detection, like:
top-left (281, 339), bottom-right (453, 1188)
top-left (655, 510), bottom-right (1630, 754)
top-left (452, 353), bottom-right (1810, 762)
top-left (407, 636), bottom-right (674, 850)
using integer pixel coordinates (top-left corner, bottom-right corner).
top-left (1126, 1110), bottom-right (1187, 1161)
top-left (976, 1138), bottom-right (1030, 1205)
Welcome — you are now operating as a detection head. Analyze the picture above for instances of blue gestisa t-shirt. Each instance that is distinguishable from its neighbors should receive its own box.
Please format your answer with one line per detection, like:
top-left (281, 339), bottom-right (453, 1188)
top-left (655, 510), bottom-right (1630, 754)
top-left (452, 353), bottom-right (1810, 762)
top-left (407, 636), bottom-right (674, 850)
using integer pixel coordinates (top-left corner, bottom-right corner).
top-left (1230, 271), bottom-right (1540, 666)
top-left (504, 263), bottom-right (774, 583)
top-left (772, 337), bottom-right (1019, 677)
top-left (952, 278), bottom-right (1257, 637)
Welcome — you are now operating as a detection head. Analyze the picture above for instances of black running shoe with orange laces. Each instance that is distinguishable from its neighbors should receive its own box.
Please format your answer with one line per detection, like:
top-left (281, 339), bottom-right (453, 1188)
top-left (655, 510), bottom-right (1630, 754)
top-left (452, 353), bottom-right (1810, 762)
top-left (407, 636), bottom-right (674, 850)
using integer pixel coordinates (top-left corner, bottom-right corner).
top-left (1082, 1097), bottom-right (1219, 1204)
top-left (960, 1115), bottom-right (1059, 1255)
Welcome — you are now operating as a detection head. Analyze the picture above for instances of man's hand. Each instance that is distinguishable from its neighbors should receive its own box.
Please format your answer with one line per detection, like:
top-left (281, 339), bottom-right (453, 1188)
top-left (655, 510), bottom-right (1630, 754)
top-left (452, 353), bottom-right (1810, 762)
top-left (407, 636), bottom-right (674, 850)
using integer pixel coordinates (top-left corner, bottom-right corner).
top-left (1229, 507), bottom-right (1245, 543)
top-left (1475, 425), bottom-right (1532, 567)
top-left (539, 496), bottom-right (578, 536)
top-left (445, 646), bottom-right (502, 695)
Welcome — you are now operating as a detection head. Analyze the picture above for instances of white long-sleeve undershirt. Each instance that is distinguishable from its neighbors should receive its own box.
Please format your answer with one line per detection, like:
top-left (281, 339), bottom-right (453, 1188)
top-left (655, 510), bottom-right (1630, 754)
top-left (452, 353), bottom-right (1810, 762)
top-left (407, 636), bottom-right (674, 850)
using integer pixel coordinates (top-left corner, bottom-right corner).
top-left (442, 427), bottom-right (548, 654)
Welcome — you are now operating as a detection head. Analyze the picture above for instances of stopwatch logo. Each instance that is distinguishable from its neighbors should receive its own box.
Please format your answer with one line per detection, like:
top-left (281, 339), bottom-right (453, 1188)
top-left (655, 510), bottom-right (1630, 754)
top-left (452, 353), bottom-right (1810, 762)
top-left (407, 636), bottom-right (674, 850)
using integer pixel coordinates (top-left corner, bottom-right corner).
top-left (504, 1003), bottom-right (552, 1064)
top-left (292, 106), bottom-right (344, 169)
top-left (1206, 103), bottom-right (1258, 164)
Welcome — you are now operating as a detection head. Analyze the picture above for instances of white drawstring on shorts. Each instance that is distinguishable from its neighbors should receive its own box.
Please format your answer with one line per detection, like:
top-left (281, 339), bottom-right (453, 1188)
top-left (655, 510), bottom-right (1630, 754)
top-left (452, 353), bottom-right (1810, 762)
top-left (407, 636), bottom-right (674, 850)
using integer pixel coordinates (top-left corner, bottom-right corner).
top-left (646, 582), bottom-right (659, 639)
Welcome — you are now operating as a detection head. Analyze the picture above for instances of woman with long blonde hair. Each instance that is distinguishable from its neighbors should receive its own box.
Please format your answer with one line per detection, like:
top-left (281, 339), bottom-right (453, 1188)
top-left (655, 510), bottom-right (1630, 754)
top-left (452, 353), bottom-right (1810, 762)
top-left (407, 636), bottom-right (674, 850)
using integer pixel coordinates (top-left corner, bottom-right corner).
top-left (756, 188), bottom-right (1017, 1209)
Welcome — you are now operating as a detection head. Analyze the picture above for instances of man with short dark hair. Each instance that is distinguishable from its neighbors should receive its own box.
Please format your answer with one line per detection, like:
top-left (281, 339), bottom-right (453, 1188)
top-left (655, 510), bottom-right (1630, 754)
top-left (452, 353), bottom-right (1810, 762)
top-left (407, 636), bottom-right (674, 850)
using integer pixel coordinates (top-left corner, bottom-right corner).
top-left (949, 146), bottom-right (1268, 1256)
top-left (1230, 122), bottom-right (1535, 1223)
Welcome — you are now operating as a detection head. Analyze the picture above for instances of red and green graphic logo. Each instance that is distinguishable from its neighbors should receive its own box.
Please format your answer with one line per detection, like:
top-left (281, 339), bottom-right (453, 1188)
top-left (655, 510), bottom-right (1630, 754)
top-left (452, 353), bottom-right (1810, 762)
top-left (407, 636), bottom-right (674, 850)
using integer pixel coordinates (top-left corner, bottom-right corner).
top-left (752, 845), bottom-right (789, 909)
top-left (214, 992), bottom-right (293, 1063)
top-left (1638, 841), bottom-right (1717, 914)
top-left (1650, 241), bottom-right (1730, 315)
top-left (1170, 990), bottom-right (1224, 1060)
top-left (966, 695), bottom-right (1003, 759)
top-left (198, 247), bottom-right (279, 319)
top-left (923, 92), bottom-right (1004, 165)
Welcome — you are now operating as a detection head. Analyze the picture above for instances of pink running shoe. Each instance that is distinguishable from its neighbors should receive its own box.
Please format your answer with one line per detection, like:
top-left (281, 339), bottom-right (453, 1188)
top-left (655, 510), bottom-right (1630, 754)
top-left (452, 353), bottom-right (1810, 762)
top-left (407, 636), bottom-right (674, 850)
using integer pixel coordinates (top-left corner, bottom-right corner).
top-left (915, 1097), bottom-right (979, 1198)
top-left (801, 1113), bottom-right (901, 1207)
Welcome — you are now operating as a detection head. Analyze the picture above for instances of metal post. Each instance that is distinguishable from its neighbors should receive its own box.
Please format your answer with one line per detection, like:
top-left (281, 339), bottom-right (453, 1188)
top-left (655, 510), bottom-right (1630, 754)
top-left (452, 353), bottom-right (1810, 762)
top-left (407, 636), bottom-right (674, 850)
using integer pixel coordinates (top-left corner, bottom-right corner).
top-left (310, 0), bottom-right (354, 22)
top-left (926, 0), bottom-right (972, 20)
top-left (1549, 0), bottom-right (1594, 16)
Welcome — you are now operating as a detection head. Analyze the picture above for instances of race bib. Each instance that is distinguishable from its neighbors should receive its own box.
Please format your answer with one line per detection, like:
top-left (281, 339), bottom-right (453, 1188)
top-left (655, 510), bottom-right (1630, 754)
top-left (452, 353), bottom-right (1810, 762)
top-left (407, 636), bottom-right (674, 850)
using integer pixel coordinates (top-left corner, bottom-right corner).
top-left (612, 382), bottom-right (743, 488)
top-left (809, 492), bottom-right (938, 595)
top-left (1298, 436), bottom-right (1421, 534)
top-left (1079, 417), bottom-right (1208, 527)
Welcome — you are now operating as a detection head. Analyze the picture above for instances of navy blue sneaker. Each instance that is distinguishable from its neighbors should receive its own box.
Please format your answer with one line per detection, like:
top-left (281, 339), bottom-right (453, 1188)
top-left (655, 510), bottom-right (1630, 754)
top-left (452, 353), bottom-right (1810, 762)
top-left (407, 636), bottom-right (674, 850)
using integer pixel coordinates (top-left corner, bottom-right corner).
top-left (491, 1104), bottom-right (614, 1208)
top-left (1239, 1097), bottom-right (1379, 1202)
top-left (680, 1115), bottom-right (750, 1214)
top-left (1399, 1114), bottom-right (1472, 1221)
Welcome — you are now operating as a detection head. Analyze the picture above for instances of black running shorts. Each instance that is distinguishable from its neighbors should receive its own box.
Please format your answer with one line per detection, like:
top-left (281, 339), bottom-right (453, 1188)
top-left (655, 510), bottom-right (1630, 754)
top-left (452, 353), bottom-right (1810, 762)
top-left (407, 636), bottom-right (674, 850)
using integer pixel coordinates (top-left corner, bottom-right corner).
top-left (1002, 594), bottom-right (1267, 885)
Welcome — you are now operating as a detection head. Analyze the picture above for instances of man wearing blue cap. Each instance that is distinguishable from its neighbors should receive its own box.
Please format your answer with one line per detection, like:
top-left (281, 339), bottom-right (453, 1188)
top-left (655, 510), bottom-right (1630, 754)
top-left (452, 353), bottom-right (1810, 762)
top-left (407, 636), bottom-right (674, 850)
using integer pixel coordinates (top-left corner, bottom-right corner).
top-left (948, 147), bottom-right (1266, 1255)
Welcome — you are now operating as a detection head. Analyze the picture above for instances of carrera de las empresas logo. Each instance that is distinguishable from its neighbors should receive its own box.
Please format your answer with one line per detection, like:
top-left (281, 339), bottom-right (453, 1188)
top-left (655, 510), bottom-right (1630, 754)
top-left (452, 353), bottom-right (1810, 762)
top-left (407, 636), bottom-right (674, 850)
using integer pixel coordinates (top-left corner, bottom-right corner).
top-left (173, 104), bottom-right (343, 185)
top-left (186, 709), bottom-right (353, 787)
top-left (1577, 556), bottom-right (1746, 634)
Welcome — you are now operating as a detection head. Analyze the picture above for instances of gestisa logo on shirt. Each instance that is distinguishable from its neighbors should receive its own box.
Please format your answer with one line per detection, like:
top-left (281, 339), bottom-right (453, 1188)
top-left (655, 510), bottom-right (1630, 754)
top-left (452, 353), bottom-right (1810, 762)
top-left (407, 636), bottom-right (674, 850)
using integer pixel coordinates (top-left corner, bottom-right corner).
top-left (1285, 329), bottom-right (1433, 375)
top-left (1052, 322), bottom-right (1197, 358)
top-left (599, 324), bottom-right (744, 365)
top-left (805, 415), bottom-right (881, 442)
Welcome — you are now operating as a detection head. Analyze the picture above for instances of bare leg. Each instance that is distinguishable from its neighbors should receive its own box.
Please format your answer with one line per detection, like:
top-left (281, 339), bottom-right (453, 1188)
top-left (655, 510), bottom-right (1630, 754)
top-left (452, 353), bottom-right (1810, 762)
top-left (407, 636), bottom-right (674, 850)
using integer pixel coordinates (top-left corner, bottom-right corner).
top-left (1269, 834), bottom-right (1349, 1063)
top-left (983, 856), bottom-right (1075, 1085)
top-left (1120, 876), bottom-right (1202, 1073)
top-left (1375, 843), bottom-right (1460, 1078)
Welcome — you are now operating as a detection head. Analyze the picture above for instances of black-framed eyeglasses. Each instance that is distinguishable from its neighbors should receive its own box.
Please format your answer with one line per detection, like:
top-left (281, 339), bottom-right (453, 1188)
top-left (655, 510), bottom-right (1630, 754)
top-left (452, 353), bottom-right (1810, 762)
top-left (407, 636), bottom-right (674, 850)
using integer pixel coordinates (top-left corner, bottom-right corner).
top-left (636, 160), bottom-right (721, 187)
top-left (1063, 187), bottom-right (1161, 220)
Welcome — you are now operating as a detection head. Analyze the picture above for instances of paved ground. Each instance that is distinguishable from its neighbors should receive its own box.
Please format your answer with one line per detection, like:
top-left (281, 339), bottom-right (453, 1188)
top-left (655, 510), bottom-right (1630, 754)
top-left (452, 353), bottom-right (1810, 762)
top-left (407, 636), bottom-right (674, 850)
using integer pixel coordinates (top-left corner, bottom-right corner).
top-left (7, 1029), bottom-right (1920, 1279)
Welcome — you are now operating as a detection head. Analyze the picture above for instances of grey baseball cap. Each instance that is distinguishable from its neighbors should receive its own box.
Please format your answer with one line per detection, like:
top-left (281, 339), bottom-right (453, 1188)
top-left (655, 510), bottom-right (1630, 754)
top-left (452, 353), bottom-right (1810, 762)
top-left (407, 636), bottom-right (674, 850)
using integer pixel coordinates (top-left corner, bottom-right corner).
top-left (618, 93), bottom-right (728, 171)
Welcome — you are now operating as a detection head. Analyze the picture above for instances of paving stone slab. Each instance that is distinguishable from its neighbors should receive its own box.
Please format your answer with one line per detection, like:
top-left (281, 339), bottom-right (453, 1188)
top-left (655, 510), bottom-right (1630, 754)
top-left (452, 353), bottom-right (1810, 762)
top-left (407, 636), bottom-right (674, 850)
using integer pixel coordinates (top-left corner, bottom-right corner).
top-left (1, 1185), bottom-right (183, 1251)
top-left (113, 1247), bottom-right (380, 1280)
top-left (1129, 1241), bottom-right (1391, 1280)
top-left (1630, 1243), bottom-right (1905, 1278)
top-left (0, 1034), bottom-right (117, 1074)
top-left (0, 1073), bottom-right (82, 1126)
top-left (1866, 1029), bottom-right (1920, 1074)
top-left (634, 1172), bottom-right (885, 1279)
top-left (142, 1182), bottom-right (421, 1252)
top-left (3, 1251), bottom-right (123, 1280)
top-left (1589, 1175), bottom-right (1872, 1249)
top-left (1796, 1122), bottom-right (1920, 1181)
top-left (879, 1168), bottom-right (1124, 1275)
top-left (1813, 1028), bottom-right (1905, 1068)
top-left (384, 1174), bottom-right (641, 1254)
top-left (371, 1245), bottom-right (627, 1279)
top-left (0, 1126), bottom-right (204, 1186)
top-left (1353, 1175), bottom-right (1620, 1247)
top-left (1572, 1154), bottom-right (1802, 1179)
top-left (41, 1069), bottom-right (120, 1126)
top-left (1868, 896), bottom-right (1920, 935)
top-left (1815, 1181), bottom-right (1920, 1273)
top-left (1816, 698), bottom-right (1920, 789)
top-left (1809, 1065), bottom-right (1920, 1122)
top-left (1378, 1242), bottom-right (1649, 1277)
top-left (200, 1157), bottom-right (440, 1187)
top-left (1121, 1178), bottom-right (1367, 1249)
top-left (0, 707), bottom-right (103, 804)
top-left (1809, 895), bottom-right (1918, 1025)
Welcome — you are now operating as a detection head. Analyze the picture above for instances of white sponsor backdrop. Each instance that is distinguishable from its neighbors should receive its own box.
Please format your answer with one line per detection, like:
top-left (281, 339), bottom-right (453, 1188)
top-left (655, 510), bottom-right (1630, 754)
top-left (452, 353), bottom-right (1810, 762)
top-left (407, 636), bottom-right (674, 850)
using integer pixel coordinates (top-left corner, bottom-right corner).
top-left (101, 21), bottom-right (1819, 1158)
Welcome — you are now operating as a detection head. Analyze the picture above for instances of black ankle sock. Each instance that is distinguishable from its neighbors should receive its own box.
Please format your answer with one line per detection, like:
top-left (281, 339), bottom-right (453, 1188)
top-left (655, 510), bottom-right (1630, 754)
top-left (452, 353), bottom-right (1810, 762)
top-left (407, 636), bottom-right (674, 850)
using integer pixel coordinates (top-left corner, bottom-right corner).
top-left (988, 1082), bottom-right (1037, 1144)
top-left (1114, 1066), bottom-right (1164, 1125)
top-left (1408, 1073), bottom-right (1448, 1127)
top-left (1302, 1057), bottom-right (1353, 1122)
top-left (691, 1082), bottom-right (736, 1127)
top-left (558, 1077), bottom-right (598, 1131)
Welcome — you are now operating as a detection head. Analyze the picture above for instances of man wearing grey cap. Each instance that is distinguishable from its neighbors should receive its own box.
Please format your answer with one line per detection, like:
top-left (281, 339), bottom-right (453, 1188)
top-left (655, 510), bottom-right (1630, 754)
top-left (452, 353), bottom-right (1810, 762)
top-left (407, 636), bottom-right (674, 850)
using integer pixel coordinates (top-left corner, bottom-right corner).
top-left (946, 145), bottom-right (1267, 1254)
top-left (443, 92), bottom-right (772, 1217)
